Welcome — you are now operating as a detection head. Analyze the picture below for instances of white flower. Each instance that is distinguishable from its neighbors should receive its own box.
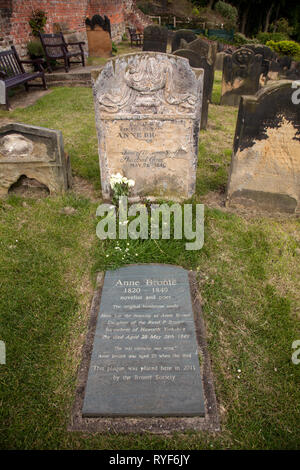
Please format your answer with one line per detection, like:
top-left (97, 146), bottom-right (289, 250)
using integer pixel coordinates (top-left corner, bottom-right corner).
top-left (128, 179), bottom-right (135, 187)
top-left (110, 173), bottom-right (123, 188)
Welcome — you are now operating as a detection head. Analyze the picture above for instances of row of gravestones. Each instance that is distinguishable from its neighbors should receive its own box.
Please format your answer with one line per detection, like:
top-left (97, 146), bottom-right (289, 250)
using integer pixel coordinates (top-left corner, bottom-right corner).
top-left (143, 25), bottom-right (300, 111)
top-left (1, 51), bottom-right (299, 213)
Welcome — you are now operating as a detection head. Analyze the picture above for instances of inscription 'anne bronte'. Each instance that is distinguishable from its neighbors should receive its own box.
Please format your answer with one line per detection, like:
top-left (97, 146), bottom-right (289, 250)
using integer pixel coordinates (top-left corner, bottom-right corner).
top-left (82, 265), bottom-right (205, 417)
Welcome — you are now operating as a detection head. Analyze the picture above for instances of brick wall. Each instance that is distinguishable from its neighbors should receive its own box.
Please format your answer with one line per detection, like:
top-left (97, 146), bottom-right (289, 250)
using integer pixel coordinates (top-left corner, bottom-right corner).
top-left (0, 0), bottom-right (151, 58)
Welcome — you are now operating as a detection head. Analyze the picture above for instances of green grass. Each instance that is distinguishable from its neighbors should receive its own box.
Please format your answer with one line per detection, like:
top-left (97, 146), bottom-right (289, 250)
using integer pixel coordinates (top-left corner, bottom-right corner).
top-left (211, 70), bottom-right (222, 105)
top-left (0, 75), bottom-right (299, 449)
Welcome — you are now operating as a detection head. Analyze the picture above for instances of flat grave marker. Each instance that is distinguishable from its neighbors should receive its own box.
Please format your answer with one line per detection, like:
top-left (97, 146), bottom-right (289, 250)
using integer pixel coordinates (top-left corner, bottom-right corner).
top-left (82, 264), bottom-right (205, 417)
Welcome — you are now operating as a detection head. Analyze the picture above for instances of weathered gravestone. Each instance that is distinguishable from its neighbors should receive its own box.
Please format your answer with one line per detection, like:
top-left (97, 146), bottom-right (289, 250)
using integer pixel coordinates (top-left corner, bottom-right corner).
top-left (173, 51), bottom-right (211, 130)
top-left (286, 61), bottom-right (300, 80)
top-left (278, 56), bottom-right (292, 75)
top-left (82, 264), bottom-right (205, 417)
top-left (267, 59), bottom-right (281, 81)
top-left (174, 38), bottom-right (217, 130)
top-left (215, 51), bottom-right (226, 71)
top-left (143, 25), bottom-right (168, 53)
top-left (0, 123), bottom-right (72, 197)
top-left (85, 15), bottom-right (112, 58)
top-left (91, 52), bottom-right (203, 200)
top-left (226, 80), bottom-right (300, 213)
top-left (171, 30), bottom-right (197, 53)
top-left (244, 43), bottom-right (274, 80)
top-left (221, 47), bottom-right (263, 106)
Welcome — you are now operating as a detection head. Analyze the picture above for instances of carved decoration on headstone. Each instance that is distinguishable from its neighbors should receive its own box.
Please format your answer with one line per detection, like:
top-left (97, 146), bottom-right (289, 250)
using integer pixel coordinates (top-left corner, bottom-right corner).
top-left (226, 80), bottom-right (300, 213)
top-left (220, 47), bottom-right (263, 106)
top-left (0, 123), bottom-right (72, 197)
top-left (92, 52), bottom-right (203, 200)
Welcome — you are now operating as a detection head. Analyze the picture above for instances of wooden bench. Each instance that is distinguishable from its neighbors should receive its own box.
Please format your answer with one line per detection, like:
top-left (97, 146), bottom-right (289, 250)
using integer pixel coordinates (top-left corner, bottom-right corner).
top-left (127, 28), bottom-right (143, 47)
top-left (0, 46), bottom-right (47, 110)
top-left (39, 32), bottom-right (85, 73)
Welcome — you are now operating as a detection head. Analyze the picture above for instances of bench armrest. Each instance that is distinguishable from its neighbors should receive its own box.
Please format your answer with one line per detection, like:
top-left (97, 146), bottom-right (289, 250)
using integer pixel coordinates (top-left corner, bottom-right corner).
top-left (44, 44), bottom-right (65, 49)
top-left (20, 58), bottom-right (45, 72)
top-left (67, 41), bottom-right (85, 46)
top-left (21, 58), bottom-right (44, 64)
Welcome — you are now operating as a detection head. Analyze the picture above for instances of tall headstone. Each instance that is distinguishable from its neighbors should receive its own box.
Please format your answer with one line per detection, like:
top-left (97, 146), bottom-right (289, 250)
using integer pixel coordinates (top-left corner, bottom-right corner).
top-left (221, 47), bottom-right (263, 106)
top-left (226, 81), bottom-right (300, 213)
top-left (244, 43), bottom-right (275, 84)
top-left (0, 123), bottom-right (72, 197)
top-left (82, 264), bottom-right (206, 417)
top-left (171, 30), bottom-right (197, 53)
top-left (174, 38), bottom-right (217, 130)
top-left (215, 51), bottom-right (226, 71)
top-left (85, 15), bottom-right (112, 58)
top-left (143, 25), bottom-right (168, 53)
top-left (91, 52), bottom-right (203, 201)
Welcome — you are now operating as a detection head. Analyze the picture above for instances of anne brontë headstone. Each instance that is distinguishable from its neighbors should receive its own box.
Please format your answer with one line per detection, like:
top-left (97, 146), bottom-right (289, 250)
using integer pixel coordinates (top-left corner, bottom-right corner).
top-left (91, 52), bottom-right (203, 200)
top-left (82, 264), bottom-right (205, 417)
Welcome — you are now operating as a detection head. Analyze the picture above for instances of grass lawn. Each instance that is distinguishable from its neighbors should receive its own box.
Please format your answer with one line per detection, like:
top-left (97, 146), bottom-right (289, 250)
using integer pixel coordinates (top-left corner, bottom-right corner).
top-left (0, 63), bottom-right (299, 450)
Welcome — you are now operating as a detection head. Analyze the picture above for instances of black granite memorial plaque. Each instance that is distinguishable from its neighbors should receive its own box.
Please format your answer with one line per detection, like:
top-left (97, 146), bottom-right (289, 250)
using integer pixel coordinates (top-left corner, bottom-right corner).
top-left (82, 264), bottom-right (205, 417)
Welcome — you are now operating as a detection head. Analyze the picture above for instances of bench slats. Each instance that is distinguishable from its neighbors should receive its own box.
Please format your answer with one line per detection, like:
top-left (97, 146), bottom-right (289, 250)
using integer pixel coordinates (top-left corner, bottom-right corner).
top-left (0, 46), bottom-right (47, 109)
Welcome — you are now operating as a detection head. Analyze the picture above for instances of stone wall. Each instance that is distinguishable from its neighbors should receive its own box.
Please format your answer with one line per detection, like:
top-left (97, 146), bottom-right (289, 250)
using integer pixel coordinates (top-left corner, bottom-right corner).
top-left (0, 0), bottom-right (151, 58)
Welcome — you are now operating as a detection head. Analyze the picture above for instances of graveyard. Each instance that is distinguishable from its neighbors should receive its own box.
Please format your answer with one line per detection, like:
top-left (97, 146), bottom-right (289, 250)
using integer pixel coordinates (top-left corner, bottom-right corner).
top-left (0, 0), bottom-right (300, 452)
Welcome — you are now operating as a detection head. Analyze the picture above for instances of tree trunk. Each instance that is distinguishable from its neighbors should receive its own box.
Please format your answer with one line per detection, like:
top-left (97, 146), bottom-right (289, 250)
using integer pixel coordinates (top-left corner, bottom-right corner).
top-left (208, 0), bottom-right (214, 9)
top-left (264, 3), bottom-right (274, 32)
top-left (273, 3), bottom-right (280, 32)
top-left (241, 5), bottom-right (250, 35)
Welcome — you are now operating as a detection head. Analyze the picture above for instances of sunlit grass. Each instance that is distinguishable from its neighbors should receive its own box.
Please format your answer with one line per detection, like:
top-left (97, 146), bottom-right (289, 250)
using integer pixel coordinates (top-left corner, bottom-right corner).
top-left (0, 69), bottom-right (299, 450)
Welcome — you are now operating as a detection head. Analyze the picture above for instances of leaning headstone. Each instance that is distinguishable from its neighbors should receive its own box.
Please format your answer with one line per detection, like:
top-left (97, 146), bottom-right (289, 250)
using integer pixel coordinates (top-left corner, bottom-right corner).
top-left (82, 264), bottom-right (205, 417)
top-left (186, 38), bottom-right (216, 101)
top-left (85, 15), bottom-right (112, 58)
top-left (171, 30), bottom-right (197, 53)
top-left (220, 47), bottom-right (263, 106)
top-left (226, 80), bottom-right (300, 213)
top-left (173, 49), bottom-right (201, 68)
top-left (187, 38), bottom-right (217, 65)
top-left (173, 50), bottom-right (213, 130)
top-left (0, 123), bottom-right (72, 197)
top-left (143, 25), bottom-right (168, 53)
top-left (91, 52), bottom-right (203, 200)
top-left (174, 38), bottom-right (216, 130)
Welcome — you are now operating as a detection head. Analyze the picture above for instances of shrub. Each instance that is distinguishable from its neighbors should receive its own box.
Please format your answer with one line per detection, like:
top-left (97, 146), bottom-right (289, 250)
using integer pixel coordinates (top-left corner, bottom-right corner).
top-left (27, 40), bottom-right (44, 58)
top-left (266, 39), bottom-right (300, 57)
top-left (233, 32), bottom-right (258, 46)
top-left (215, 0), bottom-right (238, 24)
top-left (29, 10), bottom-right (47, 37)
top-left (112, 42), bottom-right (118, 54)
top-left (270, 18), bottom-right (294, 37)
top-left (256, 31), bottom-right (288, 44)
